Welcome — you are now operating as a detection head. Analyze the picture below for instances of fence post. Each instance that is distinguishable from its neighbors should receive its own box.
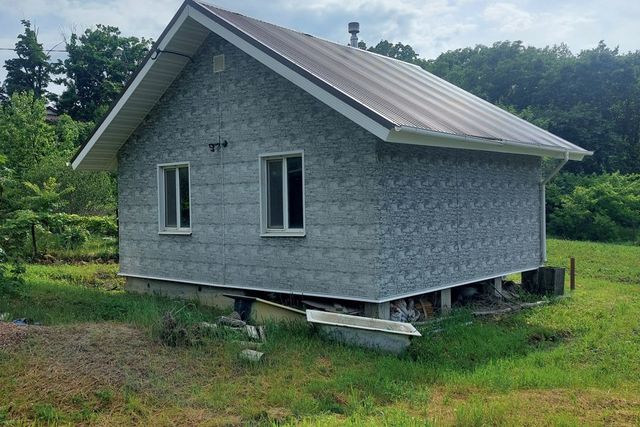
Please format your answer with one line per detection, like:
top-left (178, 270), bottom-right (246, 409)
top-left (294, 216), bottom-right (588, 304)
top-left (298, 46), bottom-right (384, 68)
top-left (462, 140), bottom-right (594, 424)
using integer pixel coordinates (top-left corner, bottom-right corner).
top-left (570, 257), bottom-right (576, 290)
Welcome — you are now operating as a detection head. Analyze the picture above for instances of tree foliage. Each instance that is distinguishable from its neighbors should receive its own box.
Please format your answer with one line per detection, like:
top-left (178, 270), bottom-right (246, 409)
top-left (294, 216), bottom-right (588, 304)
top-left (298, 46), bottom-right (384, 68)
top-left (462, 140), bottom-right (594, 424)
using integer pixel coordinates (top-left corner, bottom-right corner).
top-left (547, 173), bottom-right (640, 242)
top-left (366, 40), bottom-right (419, 63)
top-left (0, 92), bottom-right (56, 178)
top-left (56, 25), bottom-right (151, 121)
top-left (2, 20), bottom-right (55, 101)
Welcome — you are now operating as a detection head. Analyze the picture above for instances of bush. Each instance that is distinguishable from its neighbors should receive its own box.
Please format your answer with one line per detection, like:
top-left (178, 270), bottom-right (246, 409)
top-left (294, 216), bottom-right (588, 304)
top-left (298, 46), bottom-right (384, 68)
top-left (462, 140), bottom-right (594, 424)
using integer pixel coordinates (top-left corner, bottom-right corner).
top-left (48, 214), bottom-right (118, 237)
top-left (548, 173), bottom-right (640, 242)
top-left (23, 154), bottom-right (116, 216)
top-left (60, 225), bottom-right (90, 250)
top-left (0, 213), bottom-right (117, 259)
top-left (0, 246), bottom-right (25, 296)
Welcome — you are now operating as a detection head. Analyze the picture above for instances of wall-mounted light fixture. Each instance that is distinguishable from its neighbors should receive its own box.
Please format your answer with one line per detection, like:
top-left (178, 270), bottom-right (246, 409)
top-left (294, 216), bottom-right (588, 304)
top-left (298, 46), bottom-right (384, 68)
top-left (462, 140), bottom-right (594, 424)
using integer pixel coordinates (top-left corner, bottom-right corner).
top-left (208, 140), bottom-right (228, 152)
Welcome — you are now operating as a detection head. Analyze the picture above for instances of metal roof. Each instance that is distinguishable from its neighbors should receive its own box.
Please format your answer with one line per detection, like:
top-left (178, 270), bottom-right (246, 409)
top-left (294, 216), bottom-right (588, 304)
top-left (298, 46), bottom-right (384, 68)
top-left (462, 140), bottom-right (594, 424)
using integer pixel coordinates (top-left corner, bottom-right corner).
top-left (195, 2), bottom-right (590, 156)
top-left (72, 0), bottom-right (591, 170)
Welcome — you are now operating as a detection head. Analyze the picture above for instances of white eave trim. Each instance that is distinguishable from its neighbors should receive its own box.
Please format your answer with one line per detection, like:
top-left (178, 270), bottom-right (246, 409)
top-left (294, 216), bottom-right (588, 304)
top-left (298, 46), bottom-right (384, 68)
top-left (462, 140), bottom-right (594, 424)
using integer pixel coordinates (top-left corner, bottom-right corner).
top-left (388, 126), bottom-right (592, 160)
top-left (71, 7), bottom-right (191, 170)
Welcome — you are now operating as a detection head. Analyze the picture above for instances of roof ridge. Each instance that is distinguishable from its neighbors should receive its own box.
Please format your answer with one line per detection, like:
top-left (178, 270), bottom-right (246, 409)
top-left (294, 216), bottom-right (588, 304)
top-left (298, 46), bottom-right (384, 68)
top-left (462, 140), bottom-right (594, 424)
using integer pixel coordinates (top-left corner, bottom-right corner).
top-left (192, 0), bottom-right (426, 70)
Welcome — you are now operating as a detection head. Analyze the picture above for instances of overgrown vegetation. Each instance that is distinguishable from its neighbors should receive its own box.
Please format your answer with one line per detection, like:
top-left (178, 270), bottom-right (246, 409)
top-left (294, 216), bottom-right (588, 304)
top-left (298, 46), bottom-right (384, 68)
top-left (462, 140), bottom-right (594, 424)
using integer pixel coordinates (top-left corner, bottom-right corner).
top-left (0, 239), bottom-right (638, 425)
top-left (547, 172), bottom-right (640, 242)
top-left (0, 19), bottom-right (144, 263)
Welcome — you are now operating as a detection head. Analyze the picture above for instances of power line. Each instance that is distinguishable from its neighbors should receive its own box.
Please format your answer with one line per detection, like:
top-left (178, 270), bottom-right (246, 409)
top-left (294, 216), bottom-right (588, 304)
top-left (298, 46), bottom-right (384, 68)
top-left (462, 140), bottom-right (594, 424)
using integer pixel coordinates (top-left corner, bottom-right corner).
top-left (0, 47), bottom-right (66, 52)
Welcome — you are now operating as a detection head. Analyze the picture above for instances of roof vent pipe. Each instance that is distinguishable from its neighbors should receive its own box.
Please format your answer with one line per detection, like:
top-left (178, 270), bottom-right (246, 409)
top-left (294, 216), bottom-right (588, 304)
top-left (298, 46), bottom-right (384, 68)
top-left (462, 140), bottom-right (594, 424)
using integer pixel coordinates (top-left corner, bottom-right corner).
top-left (348, 22), bottom-right (360, 47)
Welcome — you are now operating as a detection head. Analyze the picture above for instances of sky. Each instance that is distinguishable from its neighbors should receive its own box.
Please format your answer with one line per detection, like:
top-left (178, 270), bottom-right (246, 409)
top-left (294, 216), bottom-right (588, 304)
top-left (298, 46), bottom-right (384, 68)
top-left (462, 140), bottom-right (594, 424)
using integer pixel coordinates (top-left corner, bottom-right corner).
top-left (1, 0), bottom-right (639, 92)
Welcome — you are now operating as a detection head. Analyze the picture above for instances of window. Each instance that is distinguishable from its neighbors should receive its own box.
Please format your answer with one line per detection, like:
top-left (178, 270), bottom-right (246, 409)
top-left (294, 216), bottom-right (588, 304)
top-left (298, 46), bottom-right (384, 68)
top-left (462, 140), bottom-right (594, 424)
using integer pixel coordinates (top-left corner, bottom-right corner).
top-left (158, 163), bottom-right (191, 233)
top-left (260, 152), bottom-right (305, 236)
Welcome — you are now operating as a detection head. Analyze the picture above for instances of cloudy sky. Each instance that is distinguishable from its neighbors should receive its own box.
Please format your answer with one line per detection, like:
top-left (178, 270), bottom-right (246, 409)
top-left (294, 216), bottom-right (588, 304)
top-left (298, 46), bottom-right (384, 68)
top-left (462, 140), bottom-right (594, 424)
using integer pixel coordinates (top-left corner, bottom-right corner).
top-left (1, 0), bottom-right (639, 89)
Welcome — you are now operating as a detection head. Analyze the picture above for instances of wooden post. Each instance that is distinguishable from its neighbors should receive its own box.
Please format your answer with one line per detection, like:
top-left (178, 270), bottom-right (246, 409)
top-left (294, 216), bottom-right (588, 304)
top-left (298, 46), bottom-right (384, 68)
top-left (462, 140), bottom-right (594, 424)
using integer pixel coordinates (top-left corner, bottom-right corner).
top-left (570, 257), bottom-right (576, 290)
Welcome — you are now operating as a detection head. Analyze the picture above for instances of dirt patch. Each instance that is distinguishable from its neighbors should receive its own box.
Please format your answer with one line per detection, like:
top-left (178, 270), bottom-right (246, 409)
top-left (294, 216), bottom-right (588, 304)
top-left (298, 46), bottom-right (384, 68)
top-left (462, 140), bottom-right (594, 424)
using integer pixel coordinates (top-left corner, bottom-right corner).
top-left (0, 322), bottom-right (31, 350)
top-left (26, 323), bottom-right (162, 389)
top-left (1, 322), bottom-right (178, 416)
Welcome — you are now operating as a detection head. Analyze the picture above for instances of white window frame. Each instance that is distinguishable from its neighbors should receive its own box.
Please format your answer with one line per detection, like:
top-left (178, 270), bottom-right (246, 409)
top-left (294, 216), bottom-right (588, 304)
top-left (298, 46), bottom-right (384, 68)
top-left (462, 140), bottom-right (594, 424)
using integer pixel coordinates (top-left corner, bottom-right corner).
top-left (157, 162), bottom-right (192, 235)
top-left (259, 151), bottom-right (305, 237)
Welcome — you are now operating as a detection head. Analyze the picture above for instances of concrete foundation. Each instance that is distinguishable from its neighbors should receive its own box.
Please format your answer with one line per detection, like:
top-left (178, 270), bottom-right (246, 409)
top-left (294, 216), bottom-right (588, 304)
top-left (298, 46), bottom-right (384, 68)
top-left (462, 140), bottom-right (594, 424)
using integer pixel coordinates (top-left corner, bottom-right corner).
top-left (363, 302), bottom-right (391, 320)
top-left (493, 277), bottom-right (503, 298)
top-left (124, 276), bottom-right (238, 309)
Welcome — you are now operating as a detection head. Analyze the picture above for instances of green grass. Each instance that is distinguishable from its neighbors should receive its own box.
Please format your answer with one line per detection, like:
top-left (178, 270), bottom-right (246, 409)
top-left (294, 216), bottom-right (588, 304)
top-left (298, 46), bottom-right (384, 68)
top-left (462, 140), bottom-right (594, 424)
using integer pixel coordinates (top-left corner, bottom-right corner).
top-left (0, 263), bottom-right (223, 328)
top-left (0, 238), bottom-right (639, 425)
top-left (45, 235), bottom-right (119, 262)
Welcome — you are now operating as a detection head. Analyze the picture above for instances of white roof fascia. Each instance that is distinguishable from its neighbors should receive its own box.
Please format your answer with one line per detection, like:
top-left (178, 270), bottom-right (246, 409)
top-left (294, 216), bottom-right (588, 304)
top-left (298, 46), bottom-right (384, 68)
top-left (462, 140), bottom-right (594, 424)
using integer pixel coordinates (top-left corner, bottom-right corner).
top-left (71, 7), bottom-right (191, 170)
top-left (388, 126), bottom-right (592, 161)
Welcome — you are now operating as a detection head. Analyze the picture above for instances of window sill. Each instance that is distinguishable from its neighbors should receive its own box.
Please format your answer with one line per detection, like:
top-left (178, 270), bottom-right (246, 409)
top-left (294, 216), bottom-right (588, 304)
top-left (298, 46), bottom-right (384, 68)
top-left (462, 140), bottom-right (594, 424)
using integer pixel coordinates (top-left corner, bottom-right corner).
top-left (159, 230), bottom-right (192, 236)
top-left (260, 230), bottom-right (306, 238)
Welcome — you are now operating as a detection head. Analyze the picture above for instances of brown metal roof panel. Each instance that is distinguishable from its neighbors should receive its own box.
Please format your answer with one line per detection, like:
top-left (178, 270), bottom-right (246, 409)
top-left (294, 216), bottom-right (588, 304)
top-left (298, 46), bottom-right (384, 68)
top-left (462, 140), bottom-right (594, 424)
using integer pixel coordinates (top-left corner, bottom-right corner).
top-left (197, 2), bottom-right (587, 153)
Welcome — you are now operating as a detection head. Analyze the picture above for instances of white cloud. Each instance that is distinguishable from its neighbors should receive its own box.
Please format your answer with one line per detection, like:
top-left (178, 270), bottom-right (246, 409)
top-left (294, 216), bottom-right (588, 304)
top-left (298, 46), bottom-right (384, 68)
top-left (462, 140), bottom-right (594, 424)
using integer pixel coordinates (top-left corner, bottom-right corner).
top-left (483, 3), bottom-right (534, 32)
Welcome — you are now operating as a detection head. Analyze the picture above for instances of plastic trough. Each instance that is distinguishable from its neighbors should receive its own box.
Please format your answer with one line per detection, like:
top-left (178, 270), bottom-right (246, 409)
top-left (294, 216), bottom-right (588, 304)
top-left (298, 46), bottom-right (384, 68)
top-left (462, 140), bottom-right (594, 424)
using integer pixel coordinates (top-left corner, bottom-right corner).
top-left (306, 310), bottom-right (421, 354)
top-left (224, 294), bottom-right (306, 323)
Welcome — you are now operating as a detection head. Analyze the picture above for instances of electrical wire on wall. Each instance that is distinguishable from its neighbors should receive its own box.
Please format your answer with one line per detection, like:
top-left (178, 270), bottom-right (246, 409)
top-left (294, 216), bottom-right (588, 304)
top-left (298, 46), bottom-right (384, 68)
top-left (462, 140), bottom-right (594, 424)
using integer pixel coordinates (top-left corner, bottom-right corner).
top-left (217, 51), bottom-right (226, 286)
top-left (455, 154), bottom-right (461, 272)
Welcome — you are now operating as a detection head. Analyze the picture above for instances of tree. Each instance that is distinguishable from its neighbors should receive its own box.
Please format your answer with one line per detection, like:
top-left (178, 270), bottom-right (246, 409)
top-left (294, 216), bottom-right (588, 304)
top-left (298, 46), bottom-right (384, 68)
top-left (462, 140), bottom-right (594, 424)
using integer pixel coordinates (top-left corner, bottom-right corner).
top-left (56, 25), bottom-right (151, 121)
top-left (364, 40), bottom-right (420, 63)
top-left (24, 152), bottom-right (117, 216)
top-left (2, 20), bottom-right (54, 100)
top-left (0, 92), bottom-right (56, 179)
top-left (0, 177), bottom-right (73, 259)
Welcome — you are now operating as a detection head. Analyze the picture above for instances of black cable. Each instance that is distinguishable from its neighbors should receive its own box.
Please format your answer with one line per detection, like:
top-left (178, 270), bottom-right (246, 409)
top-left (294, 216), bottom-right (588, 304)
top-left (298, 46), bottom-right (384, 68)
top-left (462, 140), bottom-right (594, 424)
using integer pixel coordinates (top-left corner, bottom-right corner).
top-left (150, 48), bottom-right (193, 62)
top-left (0, 47), bottom-right (66, 52)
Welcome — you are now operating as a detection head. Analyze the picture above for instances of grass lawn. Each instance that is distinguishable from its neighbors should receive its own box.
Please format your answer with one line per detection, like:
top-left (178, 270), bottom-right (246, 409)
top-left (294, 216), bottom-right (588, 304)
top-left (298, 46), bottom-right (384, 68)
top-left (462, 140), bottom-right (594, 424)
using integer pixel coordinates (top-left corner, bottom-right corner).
top-left (0, 238), bottom-right (639, 425)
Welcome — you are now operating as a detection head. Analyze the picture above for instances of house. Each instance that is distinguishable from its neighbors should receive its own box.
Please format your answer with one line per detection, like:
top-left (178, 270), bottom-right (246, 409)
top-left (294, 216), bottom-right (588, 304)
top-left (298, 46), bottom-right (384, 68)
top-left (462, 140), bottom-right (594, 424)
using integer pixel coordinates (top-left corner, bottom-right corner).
top-left (45, 105), bottom-right (59, 123)
top-left (70, 1), bottom-right (591, 318)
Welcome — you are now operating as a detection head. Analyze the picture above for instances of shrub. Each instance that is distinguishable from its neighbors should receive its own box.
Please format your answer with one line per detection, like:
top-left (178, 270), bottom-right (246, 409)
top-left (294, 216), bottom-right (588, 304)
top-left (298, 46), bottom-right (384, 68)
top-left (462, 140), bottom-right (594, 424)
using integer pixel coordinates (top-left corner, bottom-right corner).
top-left (60, 225), bottom-right (90, 250)
top-left (548, 173), bottom-right (640, 242)
top-left (0, 246), bottom-right (25, 296)
top-left (0, 213), bottom-right (117, 259)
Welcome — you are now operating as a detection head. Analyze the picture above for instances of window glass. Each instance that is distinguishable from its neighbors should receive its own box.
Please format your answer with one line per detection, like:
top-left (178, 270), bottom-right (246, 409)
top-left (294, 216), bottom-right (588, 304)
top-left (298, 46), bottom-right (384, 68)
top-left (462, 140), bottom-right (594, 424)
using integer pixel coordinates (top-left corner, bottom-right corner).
top-left (267, 159), bottom-right (284, 229)
top-left (164, 168), bottom-right (177, 228)
top-left (287, 156), bottom-right (303, 229)
top-left (179, 166), bottom-right (190, 228)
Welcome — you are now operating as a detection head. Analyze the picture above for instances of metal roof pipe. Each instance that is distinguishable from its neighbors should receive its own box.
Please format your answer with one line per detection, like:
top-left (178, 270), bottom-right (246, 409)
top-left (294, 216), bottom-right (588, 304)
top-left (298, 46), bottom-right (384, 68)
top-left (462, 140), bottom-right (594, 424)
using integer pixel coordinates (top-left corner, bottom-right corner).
top-left (540, 151), bottom-right (569, 263)
top-left (348, 22), bottom-right (359, 48)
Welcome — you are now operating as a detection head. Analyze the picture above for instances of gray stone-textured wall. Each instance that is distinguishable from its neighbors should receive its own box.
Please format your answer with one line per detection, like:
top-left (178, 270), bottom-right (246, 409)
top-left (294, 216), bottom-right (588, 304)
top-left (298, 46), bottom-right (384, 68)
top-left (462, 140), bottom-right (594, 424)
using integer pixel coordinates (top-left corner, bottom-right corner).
top-left (118, 28), bottom-right (543, 302)
top-left (376, 143), bottom-right (542, 300)
top-left (118, 31), bottom-right (382, 300)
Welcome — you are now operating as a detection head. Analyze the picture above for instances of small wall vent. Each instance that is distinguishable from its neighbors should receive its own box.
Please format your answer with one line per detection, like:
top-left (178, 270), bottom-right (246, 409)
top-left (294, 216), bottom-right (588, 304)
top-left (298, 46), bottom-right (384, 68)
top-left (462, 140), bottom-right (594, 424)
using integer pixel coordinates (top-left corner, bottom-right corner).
top-left (213, 54), bottom-right (225, 73)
